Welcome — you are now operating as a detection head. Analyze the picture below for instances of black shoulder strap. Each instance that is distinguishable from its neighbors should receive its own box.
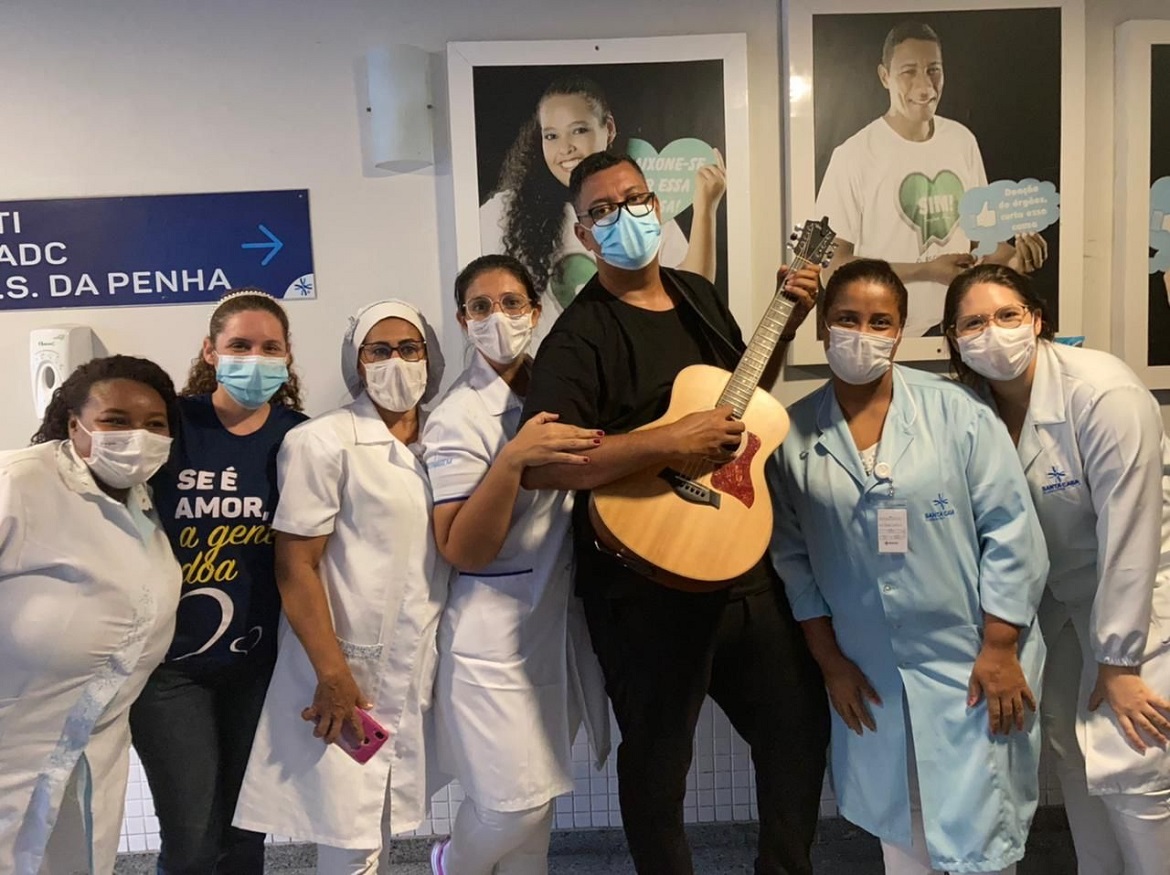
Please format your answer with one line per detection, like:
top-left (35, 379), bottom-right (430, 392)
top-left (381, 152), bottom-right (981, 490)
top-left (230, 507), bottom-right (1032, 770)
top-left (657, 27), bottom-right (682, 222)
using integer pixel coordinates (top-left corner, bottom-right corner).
top-left (661, 269), bottom-right (746, 365)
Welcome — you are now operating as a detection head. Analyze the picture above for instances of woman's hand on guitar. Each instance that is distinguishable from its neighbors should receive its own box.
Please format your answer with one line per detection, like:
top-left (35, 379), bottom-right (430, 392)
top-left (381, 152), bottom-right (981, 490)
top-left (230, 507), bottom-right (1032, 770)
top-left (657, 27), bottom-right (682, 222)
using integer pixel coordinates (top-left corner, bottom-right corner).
top-left (777, 264), bottom-right (823, 334)
top-left (664, 405), bottom-right (745, 463)
top-left (500, 412), bottom-right (602, 470)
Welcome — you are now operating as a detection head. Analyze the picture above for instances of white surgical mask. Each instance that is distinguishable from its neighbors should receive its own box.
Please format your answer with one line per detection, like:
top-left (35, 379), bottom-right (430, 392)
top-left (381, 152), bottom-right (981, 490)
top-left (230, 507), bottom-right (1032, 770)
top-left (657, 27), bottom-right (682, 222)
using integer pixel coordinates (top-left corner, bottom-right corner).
top-left (364, 357), bottom-right (427, 412)
top-left (76, 422), bottom-right (173, 489)
top-left (467, 312), bottom-right (533, 365)
top-left (825, 326), bottom-right (897, 385)
top-left (957, 323), bottom-right (1037, 382)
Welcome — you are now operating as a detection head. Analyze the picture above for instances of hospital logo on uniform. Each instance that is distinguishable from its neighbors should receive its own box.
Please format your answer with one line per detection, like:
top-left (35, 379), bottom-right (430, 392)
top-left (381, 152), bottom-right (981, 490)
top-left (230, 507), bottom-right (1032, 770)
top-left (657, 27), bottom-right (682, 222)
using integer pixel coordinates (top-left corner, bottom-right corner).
top-left (924, 493), bottom-right (956, 521)
top-left (1042, 466), bottom-right (1081, 495)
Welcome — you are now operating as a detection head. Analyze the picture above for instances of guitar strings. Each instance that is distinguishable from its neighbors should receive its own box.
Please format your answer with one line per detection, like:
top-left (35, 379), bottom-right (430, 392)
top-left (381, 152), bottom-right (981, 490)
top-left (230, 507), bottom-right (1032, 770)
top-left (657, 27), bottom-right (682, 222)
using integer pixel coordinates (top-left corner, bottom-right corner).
top-left (677, 246), bottom-right (820, 485)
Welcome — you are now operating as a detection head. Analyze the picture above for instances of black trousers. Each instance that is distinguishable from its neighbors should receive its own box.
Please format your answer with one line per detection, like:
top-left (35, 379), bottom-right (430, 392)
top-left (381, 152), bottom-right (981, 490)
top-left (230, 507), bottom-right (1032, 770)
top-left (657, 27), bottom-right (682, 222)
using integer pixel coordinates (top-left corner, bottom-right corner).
top-left (129, 656), bottom-right (274, 875)
top-left (584, 583), bottom-right (829, 875)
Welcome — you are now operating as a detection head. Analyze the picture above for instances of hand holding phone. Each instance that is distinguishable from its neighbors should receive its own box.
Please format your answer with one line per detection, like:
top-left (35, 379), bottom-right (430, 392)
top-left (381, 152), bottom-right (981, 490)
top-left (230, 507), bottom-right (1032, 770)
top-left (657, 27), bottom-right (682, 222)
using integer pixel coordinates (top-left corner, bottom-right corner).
top-left (335, 708), bottom-right (390, 765)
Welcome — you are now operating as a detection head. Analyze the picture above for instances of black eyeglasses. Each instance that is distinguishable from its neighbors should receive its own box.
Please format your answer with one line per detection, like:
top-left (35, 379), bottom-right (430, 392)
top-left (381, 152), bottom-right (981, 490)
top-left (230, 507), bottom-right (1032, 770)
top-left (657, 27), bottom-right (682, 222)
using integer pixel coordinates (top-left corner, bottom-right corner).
top-left (576, 191), bottom-right (656, 227)
top-left (359, 340), bottom-right (427, 363)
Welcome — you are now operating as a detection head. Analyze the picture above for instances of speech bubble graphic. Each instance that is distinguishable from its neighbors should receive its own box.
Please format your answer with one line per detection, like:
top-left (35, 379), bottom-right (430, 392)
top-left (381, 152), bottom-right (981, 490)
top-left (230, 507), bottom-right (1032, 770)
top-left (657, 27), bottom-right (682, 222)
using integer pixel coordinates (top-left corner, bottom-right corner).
top-left (1150, 176), bottom-right (1170, 275)
top-left (959, 179), bottom-right (1060, 257)
top-left (898, 170), bottom-right (965, 251)
top-left (627, 137), bottom-right (718, 225)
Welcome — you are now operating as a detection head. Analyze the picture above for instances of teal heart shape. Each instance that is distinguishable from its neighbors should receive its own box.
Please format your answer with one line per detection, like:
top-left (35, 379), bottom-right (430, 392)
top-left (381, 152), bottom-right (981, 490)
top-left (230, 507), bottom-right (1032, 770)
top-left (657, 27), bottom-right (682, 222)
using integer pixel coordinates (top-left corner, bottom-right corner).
top-left (898, 170), bottom-right (964, 250)
top-left (627, 137), bottom-right (719, 224)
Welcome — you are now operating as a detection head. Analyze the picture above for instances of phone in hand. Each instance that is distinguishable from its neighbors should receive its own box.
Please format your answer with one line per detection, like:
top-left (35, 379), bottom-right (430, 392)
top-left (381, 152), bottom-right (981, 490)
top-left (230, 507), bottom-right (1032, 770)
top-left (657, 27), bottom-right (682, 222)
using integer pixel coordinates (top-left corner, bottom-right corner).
top-left (335, 709), bottom-right (389, 765)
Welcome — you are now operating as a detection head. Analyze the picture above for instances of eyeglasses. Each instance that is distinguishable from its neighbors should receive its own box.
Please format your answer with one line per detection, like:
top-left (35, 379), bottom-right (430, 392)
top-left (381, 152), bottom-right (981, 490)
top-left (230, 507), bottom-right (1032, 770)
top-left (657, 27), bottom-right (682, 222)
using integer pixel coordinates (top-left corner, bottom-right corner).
top-left (358, 340), bottom-right (427, 363)
top-left (576, 191), bottom-right (656, 227)
top-left (462, 293), bottom-right (532, 321)
top-left (952, 305), bottom-right (1032, 337)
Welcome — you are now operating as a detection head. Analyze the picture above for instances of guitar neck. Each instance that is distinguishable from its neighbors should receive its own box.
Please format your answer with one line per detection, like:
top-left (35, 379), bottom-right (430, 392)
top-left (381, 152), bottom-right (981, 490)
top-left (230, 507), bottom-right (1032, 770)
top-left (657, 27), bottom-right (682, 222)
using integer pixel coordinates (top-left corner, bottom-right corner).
top-left (717, 253), bottom-right (815, 417)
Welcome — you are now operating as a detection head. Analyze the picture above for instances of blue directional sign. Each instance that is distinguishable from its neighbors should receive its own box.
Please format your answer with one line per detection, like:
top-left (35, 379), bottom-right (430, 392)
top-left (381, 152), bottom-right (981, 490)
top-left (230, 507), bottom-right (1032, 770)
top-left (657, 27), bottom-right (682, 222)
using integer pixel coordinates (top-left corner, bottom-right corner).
top-left (0, 189), bottom-right (315, 311)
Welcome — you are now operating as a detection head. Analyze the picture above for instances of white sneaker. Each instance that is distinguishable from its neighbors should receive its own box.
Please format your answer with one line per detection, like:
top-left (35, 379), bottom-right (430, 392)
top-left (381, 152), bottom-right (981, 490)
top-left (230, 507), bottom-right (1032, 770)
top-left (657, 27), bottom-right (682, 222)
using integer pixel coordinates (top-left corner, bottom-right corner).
top-left (429, 838), bottom-right (450, 875)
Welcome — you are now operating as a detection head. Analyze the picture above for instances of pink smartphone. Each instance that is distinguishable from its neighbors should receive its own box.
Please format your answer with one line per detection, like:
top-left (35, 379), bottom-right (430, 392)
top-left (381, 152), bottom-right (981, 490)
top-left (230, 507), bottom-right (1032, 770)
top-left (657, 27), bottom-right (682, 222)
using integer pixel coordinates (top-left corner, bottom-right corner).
top-left (335, 709), bottom-right (389, 765)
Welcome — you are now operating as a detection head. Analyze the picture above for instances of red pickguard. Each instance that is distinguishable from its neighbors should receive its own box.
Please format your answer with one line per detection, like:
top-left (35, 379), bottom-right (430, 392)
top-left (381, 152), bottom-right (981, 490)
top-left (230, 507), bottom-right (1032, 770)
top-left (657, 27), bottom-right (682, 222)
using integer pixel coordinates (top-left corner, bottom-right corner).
top-left (711, 432), bottom-right (761, 507)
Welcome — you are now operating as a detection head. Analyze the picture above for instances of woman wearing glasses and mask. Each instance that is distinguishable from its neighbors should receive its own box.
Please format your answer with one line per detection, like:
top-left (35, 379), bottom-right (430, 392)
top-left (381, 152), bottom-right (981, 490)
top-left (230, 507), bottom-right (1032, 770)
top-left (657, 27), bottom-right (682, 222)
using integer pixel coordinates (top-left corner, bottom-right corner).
top-left (421, 255), bottom-right (610, 875)
top-left (768, 259), bottom-right (1049, 875)
top-left (943, 264), bottom-right (1170, 873)
top-left (233, 300), bottom-right (451, 875)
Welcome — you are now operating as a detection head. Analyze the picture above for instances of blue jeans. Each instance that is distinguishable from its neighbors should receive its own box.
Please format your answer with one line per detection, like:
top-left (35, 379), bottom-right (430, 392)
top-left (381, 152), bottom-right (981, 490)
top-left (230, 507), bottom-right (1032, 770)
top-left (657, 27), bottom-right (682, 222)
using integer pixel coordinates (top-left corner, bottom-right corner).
top-left (129, 656), bottom-right (274, 875)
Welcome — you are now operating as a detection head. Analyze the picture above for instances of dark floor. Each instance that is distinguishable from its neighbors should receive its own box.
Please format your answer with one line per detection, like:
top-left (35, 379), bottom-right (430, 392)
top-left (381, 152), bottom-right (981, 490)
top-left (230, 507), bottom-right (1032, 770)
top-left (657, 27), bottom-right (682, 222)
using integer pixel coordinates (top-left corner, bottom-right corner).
top-left (116, 810), bottom-right (1078, 873)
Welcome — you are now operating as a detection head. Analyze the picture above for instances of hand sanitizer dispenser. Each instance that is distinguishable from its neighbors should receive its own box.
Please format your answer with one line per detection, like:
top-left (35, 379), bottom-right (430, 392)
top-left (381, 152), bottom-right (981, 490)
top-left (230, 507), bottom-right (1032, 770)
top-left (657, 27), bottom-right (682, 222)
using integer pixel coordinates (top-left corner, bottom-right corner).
top-left (30, 325), bottom-right (95, 418)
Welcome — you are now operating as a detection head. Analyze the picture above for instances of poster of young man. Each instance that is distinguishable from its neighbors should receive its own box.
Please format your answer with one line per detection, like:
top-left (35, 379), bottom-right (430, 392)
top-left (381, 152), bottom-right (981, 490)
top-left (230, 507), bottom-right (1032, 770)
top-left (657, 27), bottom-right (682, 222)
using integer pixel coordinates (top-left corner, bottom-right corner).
top-left (447, 36), bottom-right (751, 344)
top-left (784, 0), bottom-right (1086, 363)
top-left (1114, 19), bottom-right (1170, 389)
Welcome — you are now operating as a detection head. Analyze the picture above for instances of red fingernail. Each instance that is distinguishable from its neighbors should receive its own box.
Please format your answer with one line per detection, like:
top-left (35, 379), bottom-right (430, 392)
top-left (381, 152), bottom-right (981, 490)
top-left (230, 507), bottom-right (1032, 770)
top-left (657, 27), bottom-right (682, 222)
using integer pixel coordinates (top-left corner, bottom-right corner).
top-left (596, 430), bottom-right (605, 436)
top-left (593, 438), bottom-right (602, 444)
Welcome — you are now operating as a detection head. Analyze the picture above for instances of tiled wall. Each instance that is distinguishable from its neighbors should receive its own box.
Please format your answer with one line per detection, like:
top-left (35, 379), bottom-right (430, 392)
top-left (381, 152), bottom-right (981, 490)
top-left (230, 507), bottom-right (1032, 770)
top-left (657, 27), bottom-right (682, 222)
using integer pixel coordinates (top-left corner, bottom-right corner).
top-left (119, 699), bottom-right (1062, 853)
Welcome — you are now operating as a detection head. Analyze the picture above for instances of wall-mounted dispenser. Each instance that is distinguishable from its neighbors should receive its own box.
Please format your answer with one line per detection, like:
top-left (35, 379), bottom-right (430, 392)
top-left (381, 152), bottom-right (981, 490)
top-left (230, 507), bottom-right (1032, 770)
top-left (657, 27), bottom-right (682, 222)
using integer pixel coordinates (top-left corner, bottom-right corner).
top-left (30, 325), bottom-right (94, 418)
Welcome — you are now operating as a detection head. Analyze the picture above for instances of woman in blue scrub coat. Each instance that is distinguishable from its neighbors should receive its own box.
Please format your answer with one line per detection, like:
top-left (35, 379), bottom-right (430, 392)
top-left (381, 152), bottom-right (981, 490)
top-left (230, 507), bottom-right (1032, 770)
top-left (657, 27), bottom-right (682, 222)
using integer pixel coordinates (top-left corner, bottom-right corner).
top-left (767, 259), bottom-right (1049, 875)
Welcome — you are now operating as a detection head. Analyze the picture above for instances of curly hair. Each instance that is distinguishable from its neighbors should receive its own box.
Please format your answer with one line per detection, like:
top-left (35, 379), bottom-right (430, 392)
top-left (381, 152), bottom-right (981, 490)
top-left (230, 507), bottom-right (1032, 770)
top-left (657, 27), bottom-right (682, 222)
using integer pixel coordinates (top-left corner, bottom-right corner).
top-left (496, 75), bottom-right (613, 296)
top-left (31, 355), bottom-right (178, 444)
top-left (941, 264), bottom-right (1055, 388)
top-left (182, 289), bottom-right (304, 410)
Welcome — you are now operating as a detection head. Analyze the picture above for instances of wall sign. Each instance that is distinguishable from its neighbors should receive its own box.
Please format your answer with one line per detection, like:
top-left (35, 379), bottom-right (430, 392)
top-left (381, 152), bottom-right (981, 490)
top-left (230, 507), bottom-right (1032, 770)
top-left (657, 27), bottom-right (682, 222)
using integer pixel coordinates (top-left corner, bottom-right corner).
top-left (0, 189), bottom-right (315, 311)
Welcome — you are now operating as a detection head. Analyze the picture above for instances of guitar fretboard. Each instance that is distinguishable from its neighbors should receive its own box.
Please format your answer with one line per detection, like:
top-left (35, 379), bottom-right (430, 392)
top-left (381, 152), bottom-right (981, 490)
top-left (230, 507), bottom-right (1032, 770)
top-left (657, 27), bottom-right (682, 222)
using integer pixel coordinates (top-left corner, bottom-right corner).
top-left (718, 252), bottom-right (815, 418)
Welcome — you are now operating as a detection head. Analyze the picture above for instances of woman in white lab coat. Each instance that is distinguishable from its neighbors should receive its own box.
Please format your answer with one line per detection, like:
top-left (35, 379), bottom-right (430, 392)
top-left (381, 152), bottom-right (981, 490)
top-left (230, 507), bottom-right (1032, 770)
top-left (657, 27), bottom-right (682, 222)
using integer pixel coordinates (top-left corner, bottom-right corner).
top-left (942, 264), bottom-right (1170, 874)
top-left (420, 255), bottom-right (610, 875)
top-left (768, 259), bottom-right (1049, 875)
top-left (233, 299), bottom-right (450, 875)
top-left (0, 355), bottom-right (181, 875)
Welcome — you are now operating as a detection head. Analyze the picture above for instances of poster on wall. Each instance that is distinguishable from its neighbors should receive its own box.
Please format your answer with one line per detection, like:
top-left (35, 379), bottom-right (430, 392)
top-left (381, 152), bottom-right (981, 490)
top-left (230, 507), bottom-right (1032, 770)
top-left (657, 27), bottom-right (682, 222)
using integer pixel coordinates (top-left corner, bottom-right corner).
top-left (447, 35), bottom-right (752, 340)
top-left (783, 0), bottom-right (1086, 364)
top-left (0, 189), bottom-right (315, 312)
top-left (1114, 20), bottom-right (1170, 389)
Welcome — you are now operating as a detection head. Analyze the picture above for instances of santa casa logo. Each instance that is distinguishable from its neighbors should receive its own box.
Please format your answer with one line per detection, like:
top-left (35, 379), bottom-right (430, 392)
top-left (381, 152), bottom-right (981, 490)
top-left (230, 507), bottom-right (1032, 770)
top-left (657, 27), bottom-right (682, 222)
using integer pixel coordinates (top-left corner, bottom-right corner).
top-left (924, 494), bottom-right (956, 521)
top-left (1042, 466), bottom-right (1081, 495)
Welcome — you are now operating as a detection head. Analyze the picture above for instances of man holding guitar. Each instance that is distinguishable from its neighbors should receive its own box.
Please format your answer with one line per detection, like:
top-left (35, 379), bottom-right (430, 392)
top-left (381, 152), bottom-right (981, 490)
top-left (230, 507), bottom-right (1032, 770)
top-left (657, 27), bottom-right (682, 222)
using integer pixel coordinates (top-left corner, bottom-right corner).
top-left (519, 151), bottom-right (830, 875)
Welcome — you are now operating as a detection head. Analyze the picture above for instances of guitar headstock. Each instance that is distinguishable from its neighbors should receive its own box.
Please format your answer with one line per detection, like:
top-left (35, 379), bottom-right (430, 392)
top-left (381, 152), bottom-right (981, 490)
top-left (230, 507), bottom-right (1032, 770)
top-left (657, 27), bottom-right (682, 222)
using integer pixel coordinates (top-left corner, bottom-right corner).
top-left (788, 216), bottom-right (838, 270)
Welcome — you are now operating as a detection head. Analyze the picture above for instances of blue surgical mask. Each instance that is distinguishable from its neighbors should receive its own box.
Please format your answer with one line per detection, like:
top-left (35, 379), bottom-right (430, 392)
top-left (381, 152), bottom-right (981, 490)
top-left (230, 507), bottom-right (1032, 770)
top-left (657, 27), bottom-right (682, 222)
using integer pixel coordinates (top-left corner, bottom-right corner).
top-left (215, 354), bottom-right (288, 409)
top-left (590, 210), bottom-right (663, 271)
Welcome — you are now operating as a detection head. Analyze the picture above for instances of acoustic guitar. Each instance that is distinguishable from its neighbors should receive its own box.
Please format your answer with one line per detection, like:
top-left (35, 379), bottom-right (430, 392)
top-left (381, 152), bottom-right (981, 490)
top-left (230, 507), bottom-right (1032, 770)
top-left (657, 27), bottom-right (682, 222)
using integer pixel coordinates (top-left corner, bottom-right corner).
top-left (588, 217), bottom-right (838, 590)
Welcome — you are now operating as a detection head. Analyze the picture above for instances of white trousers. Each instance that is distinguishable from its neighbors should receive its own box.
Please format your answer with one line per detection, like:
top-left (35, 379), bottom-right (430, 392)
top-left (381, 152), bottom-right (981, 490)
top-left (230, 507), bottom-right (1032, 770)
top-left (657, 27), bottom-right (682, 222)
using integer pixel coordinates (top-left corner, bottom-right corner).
top-left (316, 844), bottom-right (381, 875)
top-left (443, 797), bottom-right (554, 875)
top-left (880, 722), bottom-right (1016, 875)
top-left (1042, 617), bottom-right (1170, 875)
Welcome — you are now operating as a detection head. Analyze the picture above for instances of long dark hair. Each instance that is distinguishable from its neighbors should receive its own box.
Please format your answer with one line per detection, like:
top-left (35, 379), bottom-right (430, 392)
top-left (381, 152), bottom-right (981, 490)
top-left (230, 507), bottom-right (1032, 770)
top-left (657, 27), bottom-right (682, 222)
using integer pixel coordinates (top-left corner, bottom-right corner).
top-left (942, 264), bottom-right (1055, 387)
top-left (496, 76), bottom-right (613, 296)
top-left (183, 289), bottom-right (304, 410)
top-left (31, 355), bottom-right (178, 444)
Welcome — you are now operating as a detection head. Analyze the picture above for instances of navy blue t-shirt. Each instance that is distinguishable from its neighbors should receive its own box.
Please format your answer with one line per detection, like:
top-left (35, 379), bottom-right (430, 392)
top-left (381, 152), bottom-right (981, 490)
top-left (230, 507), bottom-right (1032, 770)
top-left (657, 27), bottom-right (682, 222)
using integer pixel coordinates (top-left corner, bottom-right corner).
top-left (152, 394), bottom-right (307, 672)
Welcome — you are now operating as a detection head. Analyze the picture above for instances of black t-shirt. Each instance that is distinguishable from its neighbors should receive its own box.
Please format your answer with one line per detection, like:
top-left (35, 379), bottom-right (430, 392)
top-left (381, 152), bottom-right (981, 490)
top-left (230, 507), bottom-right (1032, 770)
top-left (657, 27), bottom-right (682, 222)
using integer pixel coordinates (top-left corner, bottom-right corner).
top-left (152, 394), bottom-right (307, 672)
top-left (521, 267), bottom-right (775, 599)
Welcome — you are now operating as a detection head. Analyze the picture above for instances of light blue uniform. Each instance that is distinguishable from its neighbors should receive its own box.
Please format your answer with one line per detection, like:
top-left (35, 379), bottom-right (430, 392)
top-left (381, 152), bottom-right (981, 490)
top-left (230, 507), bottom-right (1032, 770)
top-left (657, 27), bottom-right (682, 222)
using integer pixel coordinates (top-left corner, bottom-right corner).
top-left (768, 366), bottom-right (1049, 873)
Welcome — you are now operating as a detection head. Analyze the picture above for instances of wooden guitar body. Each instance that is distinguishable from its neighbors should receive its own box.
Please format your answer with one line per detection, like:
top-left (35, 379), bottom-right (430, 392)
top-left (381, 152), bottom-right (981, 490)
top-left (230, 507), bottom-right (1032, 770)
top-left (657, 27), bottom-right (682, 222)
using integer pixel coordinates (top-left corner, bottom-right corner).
top-left (589, 364), bottom-right (790, 589)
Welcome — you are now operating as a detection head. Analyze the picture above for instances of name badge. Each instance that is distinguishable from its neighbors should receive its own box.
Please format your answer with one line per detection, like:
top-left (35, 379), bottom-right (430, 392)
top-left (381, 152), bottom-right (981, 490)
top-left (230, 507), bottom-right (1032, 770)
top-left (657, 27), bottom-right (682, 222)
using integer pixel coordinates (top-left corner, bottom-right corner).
top-left (877, 507), bottom-right (908, 554)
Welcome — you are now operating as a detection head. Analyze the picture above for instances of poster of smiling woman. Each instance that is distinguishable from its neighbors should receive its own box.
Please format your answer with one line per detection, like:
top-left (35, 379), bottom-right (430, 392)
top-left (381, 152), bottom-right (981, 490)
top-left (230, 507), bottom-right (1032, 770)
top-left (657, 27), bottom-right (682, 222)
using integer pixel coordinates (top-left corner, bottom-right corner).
top-left (1114, 20), bottom-right (1170, 389)
top-left (447, 36), bottom-right (751, 342)
top-left (784, 0), bottom-right (1086, 364)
